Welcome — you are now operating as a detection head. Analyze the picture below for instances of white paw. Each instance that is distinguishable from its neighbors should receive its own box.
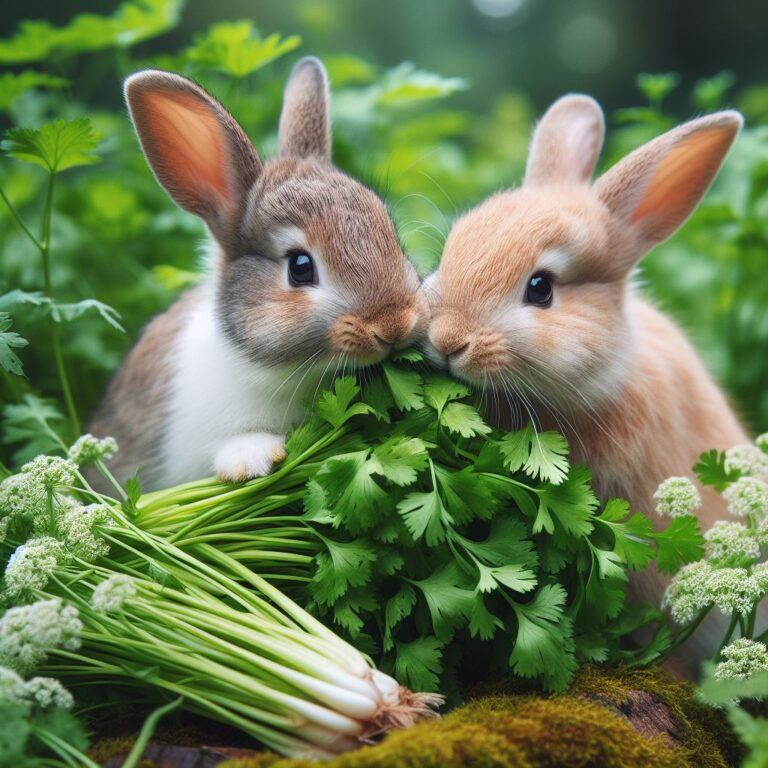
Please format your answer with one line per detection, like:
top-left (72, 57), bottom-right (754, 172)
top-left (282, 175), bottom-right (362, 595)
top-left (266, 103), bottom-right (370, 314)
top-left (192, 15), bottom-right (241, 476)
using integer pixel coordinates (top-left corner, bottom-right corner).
top-left (214, 433), bottom-right (286, 483)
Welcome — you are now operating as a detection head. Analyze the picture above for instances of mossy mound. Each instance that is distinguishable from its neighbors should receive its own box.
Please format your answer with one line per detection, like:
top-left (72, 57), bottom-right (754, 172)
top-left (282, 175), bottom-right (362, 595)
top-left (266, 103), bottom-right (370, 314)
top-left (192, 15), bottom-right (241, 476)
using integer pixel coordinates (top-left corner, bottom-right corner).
top-left (92, 666), bottom-right (740, 768)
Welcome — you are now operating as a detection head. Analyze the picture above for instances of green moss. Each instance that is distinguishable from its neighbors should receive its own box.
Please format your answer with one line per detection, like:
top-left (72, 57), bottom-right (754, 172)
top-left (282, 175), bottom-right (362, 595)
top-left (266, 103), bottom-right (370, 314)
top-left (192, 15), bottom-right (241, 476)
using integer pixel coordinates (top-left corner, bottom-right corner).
top-left (93, 667), bottom-right (739, 768)
top-left (222, 667), bottom-right (728, 768)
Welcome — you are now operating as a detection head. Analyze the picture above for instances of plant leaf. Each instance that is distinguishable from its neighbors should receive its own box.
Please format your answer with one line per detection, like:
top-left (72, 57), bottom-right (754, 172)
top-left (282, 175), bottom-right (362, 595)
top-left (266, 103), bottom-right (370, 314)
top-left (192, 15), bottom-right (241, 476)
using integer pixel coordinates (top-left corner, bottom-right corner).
top-left (3, 118), bottom-right (101, 173)
top-left (0, 313), bottom-right (28, 376)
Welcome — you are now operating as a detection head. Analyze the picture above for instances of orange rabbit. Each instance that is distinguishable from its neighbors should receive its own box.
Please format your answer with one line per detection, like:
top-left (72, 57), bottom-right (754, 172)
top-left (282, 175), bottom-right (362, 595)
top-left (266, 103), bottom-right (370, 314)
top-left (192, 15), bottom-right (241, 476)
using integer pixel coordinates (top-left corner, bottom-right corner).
top-left (425, 95), bottom-right (749, 639)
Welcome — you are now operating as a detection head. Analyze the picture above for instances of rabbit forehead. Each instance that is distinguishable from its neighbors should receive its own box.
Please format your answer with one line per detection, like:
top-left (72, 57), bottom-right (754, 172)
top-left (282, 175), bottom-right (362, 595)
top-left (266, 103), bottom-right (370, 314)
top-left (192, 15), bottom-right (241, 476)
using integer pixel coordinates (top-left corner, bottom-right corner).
top-left (439, 185), bottom-right (609, 310)
top-left (245, 157), bottom-right (417, 306)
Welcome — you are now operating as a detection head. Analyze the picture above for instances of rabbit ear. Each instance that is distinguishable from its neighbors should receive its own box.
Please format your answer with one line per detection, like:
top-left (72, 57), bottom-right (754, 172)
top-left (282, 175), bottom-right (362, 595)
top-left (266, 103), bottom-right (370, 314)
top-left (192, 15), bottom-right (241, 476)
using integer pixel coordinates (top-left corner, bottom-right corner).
top-left (595, 111), bottom-right (742, 249)
top-left (524, 94), bottom-right (605, 186)
top-left (278, 57), bottom-right (331, 161)
top-left (124, 70), bottom-right (261, 247)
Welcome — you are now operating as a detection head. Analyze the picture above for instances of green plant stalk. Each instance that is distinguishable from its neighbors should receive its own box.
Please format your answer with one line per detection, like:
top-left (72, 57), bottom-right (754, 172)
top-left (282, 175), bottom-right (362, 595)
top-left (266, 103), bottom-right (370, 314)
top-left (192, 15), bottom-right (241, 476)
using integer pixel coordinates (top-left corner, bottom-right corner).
top-left (19, 505), bottom-right (439, 760)
top-left (115, 697), bottom-right (183, 768)
top-left (39, 171), bottom-right (79, 436)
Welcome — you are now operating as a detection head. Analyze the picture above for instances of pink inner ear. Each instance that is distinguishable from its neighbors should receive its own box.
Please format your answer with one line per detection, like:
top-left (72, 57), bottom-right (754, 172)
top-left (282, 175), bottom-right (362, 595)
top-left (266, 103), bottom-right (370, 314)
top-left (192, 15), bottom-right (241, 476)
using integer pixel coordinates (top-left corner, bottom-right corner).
top-left (144, 90), bottom-right (230, 208)
top-left (630, 126), bottom-right (735, 238)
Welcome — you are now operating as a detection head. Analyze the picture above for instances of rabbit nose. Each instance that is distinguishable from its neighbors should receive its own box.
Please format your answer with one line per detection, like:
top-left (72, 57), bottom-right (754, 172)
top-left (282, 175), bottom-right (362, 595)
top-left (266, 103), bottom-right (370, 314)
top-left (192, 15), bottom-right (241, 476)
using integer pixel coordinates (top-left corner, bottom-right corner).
top-left (429, 316), bottom-right (471, 359)
top-left (370, 311), bottom-right (418, 348)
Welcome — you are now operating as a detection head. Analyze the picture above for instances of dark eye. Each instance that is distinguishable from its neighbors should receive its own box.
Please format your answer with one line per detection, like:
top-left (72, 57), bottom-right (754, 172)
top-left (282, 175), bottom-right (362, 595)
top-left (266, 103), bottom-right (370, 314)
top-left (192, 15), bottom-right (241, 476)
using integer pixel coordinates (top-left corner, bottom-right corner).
top-left (287, 251), bottom-right (315, 286)
top-left (525, 272), bottom-right (553, 306)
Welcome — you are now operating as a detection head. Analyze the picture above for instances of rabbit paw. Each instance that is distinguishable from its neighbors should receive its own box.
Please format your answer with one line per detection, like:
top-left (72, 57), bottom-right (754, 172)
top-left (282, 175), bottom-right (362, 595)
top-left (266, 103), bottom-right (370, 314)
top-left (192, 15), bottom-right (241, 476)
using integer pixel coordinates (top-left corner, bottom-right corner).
top-left (214, 432), bottom-right (287, 483)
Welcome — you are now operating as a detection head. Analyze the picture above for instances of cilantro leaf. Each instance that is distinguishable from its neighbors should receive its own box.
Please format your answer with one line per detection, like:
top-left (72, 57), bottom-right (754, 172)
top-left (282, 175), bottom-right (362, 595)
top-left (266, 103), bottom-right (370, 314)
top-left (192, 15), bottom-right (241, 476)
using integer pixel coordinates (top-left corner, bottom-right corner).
top-left (535, 466), bottom-right (597, 538)
top-left (468, 597), bottom-right (504, 640)
top-left (423, 376), bottom-right (469, 412)
top-left (315, 451), bottom-right (390, 532)
top-left (369, 436), bottom-right (428, 486)
top-left (0, 313), bottom-right (28, 376)
top-left (3, 118), bottom-right (101, 173)
top-left (50, 298), bottom-right (124, 332)
top-left (498, 424), bottom-right (570, 485)
top-left (312, 536), bottom-right (377, 605)
top-left (396, 488), bottom-right (452, 545)
top-left (652, 515), bottom-right (704, 574)
top-left (2, 394), bottom-right (65, 464)
top-left (382, 362), bottom-right (424, 411)
top-left (316, 377), bottom-right (375, 428)
top-left (383, 585), bottom-right (416, 651)
top-left (596, 498), bottom-right (655, 571)
top-left (509, 584), bottom-right (577, 691)
top-left (434, 465), bottom-right (499, 524)
top-left (185, 20), bottom-right (300, 77)
top-left (457, 517), bottom-right (538, 570)
top-left (475, 562), bottom-right (537, 594)
top-left (394, 636), bottom-right (444, 692)
top-left (411, 562), bottom-right (475, 640)
top-left (440, 402), bottom-right (491, 437)
top-left (694, 448), bottom-right (740, 491)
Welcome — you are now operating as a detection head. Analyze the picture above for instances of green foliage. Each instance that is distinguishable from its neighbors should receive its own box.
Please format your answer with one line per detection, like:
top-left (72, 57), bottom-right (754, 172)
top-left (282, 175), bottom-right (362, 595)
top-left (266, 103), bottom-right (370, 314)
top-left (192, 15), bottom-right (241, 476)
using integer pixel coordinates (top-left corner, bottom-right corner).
top-left (185, 21), bottom-right (301, 78)
top-left (0, 0), bottom-right (184, 63)
top-left (141, 363), bottom-right (702, 695)
top-left (0, 313), bottom-right (27, 376)
top-left (3, 119), bottom-right (101, 173)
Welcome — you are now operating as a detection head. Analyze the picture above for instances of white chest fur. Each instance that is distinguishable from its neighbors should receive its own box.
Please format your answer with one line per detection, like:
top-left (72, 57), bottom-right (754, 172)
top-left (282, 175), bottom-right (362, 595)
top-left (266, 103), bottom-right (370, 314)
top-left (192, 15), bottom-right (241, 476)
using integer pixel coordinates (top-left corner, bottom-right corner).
top-left (159, 289), bottom-right (313, 486)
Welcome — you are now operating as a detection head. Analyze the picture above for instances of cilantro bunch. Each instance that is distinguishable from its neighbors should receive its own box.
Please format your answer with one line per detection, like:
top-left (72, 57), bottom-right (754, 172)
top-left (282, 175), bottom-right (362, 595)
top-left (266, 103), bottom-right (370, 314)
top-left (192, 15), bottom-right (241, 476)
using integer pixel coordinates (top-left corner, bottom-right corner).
top-left (136, 356), bottom-right (704, 695)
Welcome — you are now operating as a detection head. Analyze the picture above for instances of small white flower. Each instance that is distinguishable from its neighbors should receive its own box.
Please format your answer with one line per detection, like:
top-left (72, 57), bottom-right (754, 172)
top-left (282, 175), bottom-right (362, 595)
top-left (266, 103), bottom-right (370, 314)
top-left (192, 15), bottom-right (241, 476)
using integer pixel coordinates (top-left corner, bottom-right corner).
top-left (714, 638), bottom-right (768, 684)
top-left (707, 568), bottom-right (763, 616)
top-left (68, 435), bottom-right (118, 466)
top-left (704, 521), bottom-right (761, 566)
top-left (0, 598), bottom-right (82, 675)
top-left (662, 560), bottom-right (714, 624)
top-left (0, 473), bottom-right (47, 524)
top-left (22, 676), bottom-right (74, 709)
top-left (753, 562), bottom-right (768, 595)
top-left (725, 444), bottom-right (768, 478)
top-left (722, 476), bottom-right (768, 522)
top-left (20, 456), bottom-right (78, 490)
top-left (91, 574), bottom-right (136, 614)
top-left (653, 477), bottom-right (702, 518)
top-left (0, 665), bottom-right (26, 704)
top-left (4, 537), bottom-right (65, 597)
top-left (756, 433), bottom-right (768, 452)
top-left (58, 500), bottom-right (110, 561)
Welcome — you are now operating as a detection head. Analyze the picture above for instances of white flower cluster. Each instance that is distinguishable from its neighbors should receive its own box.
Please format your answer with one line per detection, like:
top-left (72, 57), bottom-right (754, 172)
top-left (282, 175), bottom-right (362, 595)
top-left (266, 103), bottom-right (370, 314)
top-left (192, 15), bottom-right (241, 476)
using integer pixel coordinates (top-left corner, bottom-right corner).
top-left (0, 665), bottom-right (74, 709)
top-left (714, 638), bottom-right (768, 682)
top-left (19, 456), bottom-right (78, 490)
top-left (704, 520), bottom-right (760, 567)
top-left (4, 537), bottom-right (65, 597)
top-left (663, 560), bottom-right (766, 624)
top-left (722, 476), bottom-right (768, 521)
top-left (68, 434), bottom-right (118, 466)
top-left (725, 443), bottom-right (768, 478)
top-left (0, 455), bottom-right (79, 532)
top-left (653, 477), bottom-right (701, 518)
top-left (756, 433), bottom-right (768, 452)
top-left (0, 598), bottom-right (82, 675)
top-left (59, 500), bottom-right (110, 561)
top-left (91, 575), bottom-right (136, 614)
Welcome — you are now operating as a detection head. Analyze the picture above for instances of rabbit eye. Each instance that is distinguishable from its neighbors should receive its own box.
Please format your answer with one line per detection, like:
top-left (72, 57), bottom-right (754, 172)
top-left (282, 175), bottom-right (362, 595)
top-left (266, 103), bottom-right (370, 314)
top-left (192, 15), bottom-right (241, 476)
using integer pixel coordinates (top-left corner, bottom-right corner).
top-left (287, 251), bottom-right (316, 286)
top-left (525, 272), bottom-right (553, 306)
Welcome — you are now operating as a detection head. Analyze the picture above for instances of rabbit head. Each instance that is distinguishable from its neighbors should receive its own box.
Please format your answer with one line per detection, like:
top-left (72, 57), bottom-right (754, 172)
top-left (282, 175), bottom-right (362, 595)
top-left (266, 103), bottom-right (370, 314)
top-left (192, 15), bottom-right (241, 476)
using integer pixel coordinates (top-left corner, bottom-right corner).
top-left (125, 58), bottom-right (425, 369)
top-left (426, 94), bottom-right (742, 412)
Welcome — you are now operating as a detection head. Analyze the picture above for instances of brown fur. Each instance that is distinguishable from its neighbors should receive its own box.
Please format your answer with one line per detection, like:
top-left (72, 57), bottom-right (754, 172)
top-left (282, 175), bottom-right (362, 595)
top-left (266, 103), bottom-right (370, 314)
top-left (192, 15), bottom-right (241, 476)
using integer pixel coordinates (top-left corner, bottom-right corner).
top-left (427, 95), bottom-right (749, 658)
top-left (91, 59), bottom-right (425, 488)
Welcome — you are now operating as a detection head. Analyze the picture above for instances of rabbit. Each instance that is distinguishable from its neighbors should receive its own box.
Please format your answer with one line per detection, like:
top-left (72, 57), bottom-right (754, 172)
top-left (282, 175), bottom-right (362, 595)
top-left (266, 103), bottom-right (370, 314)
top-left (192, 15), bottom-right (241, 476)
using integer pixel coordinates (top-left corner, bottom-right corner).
top-left (89, 57), bottom-right (426, 491)
top-left (424, 94), bottom-right (753, 658)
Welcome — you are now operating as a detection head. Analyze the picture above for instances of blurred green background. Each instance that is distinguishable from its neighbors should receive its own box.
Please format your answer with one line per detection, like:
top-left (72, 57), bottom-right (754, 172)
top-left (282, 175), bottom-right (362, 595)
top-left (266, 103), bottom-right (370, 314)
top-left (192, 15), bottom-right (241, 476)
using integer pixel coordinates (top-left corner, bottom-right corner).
top-left (0, 0), bottom-right (767, 471)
